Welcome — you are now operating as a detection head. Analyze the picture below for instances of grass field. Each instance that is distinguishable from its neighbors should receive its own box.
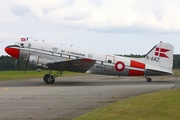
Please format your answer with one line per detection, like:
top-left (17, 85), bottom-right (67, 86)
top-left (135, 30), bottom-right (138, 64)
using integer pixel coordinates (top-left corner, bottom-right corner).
top-left (173, 69), bottom-right (180, 76)
top-left (0, 70), bottom-right (85, 80)
top-left (74, 89), bottom-right (180, 120)
top-left (0, 69), bottom-right (179, 80)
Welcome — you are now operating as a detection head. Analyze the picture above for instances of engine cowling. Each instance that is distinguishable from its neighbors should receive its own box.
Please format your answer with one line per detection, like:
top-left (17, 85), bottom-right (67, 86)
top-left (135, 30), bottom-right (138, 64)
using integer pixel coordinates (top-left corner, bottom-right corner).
top-left (28, 55), bottom-right (39, 66)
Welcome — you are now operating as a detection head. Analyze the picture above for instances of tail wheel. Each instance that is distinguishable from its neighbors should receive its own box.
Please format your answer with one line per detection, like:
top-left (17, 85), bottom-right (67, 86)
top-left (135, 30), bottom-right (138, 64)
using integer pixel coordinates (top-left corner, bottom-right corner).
top-left (43, 74), bottom-right (55, 84)
top-left (147, 77), bottom-right (152, 82)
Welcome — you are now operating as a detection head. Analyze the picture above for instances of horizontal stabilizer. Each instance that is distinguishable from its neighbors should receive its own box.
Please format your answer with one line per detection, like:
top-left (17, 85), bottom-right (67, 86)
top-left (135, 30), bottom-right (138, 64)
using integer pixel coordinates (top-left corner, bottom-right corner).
top-left (145, 69), bottom-right (173, 76)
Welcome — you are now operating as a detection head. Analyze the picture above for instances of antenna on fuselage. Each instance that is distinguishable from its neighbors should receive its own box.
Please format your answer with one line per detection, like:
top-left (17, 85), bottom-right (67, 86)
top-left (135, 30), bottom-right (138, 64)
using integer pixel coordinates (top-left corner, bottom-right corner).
top-left (26, 37), bottom-right (32, 41)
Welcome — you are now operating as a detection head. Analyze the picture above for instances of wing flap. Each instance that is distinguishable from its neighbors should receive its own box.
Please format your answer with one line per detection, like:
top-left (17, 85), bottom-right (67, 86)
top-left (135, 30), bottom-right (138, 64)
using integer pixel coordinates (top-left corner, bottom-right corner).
top-left (47, 58), bottom-right (96, 72)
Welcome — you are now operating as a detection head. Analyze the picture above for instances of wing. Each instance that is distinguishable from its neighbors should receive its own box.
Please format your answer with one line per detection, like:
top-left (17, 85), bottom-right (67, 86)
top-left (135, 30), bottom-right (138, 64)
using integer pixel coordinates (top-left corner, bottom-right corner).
top-left (47, 58), bottom-right (96, 72)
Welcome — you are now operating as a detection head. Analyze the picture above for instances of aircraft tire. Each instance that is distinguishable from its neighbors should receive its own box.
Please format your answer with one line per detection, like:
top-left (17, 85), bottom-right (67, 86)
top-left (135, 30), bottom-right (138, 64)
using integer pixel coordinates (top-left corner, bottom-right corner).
top-left (43, 74), bottom-right (55, 84)
top-left (147, 77), bottom-right (152, 82)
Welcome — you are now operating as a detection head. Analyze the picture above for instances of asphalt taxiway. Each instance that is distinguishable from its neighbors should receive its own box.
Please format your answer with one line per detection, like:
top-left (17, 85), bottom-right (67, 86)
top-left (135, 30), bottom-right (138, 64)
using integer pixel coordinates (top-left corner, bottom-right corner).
top-left (0, 75), bottom-right (179, 119)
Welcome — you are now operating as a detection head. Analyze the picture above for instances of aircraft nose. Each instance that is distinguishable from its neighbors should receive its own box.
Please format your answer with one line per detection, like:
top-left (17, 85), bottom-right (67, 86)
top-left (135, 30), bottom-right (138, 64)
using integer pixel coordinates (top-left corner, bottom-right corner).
top-left (5, 45), bottom-right (20, 59)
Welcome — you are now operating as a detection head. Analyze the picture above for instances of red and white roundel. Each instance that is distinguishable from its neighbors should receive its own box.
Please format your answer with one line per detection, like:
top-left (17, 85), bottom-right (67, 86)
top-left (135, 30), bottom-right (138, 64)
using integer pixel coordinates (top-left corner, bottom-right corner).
top-left (115, 61), bottom-right (125, 72)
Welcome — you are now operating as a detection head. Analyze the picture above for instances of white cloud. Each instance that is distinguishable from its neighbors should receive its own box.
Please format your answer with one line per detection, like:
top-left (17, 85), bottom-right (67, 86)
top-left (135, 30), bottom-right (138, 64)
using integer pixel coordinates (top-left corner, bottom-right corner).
top-left (0, 0), bottom-right (180, 55)
top-left (7, 0), bottom-right (180, 32)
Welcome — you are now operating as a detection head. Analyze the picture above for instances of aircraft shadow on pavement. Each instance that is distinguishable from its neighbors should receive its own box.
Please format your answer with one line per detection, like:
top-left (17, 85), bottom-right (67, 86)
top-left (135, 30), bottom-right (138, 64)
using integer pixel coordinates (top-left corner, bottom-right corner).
top-left (0, 79), bottom-right (177, 87)
top-left (53, 80), bottom-right (177, 86)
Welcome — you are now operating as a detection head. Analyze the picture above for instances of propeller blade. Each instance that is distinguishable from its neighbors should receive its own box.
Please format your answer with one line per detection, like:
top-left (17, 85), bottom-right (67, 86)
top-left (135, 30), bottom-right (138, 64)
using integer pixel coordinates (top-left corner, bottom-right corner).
top-left (15, 59), bottom-right (18, 65)
top-left (24, 54), bottom-right (30, 74)
top-left (24, 44), bottom-right (31, 74)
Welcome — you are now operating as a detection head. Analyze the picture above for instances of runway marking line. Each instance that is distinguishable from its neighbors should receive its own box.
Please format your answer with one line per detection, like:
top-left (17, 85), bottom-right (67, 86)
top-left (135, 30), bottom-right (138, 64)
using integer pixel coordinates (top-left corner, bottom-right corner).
top-left (0, 87), bottom-right (9, 91)
top-left (5, 88), bottom-right (8, 91)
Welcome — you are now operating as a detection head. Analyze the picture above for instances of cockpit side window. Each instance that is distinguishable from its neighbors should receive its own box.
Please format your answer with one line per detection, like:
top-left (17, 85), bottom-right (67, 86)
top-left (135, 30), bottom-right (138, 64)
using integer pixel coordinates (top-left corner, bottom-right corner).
top-left (20, 43), bottom-right (24, 47)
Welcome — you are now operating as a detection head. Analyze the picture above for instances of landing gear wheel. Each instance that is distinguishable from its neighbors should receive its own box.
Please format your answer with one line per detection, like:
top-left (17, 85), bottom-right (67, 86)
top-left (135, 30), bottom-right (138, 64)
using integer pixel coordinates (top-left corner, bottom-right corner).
top-left (43, 74), bottom-right (55, 84)
top-left (147, 77), bottom-right (152, 82)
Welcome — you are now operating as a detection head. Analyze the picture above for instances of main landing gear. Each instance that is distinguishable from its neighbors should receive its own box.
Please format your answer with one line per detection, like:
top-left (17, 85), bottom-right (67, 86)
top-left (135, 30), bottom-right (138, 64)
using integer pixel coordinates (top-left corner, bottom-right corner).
top-left (144, 75), bottom-right (152, 82)
top-left (43, 70), bottom-right (63, 84)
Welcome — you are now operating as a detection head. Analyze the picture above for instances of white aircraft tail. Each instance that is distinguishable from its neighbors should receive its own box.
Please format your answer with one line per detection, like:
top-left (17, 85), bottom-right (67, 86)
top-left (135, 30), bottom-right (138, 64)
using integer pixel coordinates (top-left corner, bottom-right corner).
top-left (143, 41), bottom-right (174, 75)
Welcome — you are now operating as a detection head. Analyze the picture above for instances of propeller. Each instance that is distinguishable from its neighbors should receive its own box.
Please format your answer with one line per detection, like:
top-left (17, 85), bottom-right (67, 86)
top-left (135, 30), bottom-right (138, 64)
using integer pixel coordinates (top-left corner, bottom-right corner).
top-left (24, 43), bottom-right (31, 74)
top-left (24, 53), bottom-right (30, 74)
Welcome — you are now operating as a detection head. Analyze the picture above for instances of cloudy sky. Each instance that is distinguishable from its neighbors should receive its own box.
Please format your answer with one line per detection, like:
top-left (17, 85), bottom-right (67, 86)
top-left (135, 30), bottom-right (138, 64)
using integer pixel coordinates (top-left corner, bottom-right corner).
top-left (1, 0), bottom-right (180, 56)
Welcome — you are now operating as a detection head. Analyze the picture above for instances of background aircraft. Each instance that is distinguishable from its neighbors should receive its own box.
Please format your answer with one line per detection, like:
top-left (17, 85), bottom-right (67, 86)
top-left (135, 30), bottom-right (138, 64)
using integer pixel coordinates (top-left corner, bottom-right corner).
top-left (5, 38), bottom-right (174, 84)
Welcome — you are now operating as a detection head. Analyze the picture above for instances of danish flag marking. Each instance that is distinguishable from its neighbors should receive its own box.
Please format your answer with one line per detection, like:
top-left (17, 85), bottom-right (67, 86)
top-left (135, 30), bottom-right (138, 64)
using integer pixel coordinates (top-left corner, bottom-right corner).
top-left (155, 47), bottom-right (170, 58)
top-left (21, 37), bottom-right (26, 41)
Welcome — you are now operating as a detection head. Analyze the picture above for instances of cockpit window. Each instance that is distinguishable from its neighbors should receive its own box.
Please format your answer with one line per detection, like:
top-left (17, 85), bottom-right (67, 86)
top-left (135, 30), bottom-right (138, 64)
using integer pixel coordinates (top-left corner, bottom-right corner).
top-left (15, 42), bottom-right (25, 48)
top-left (15, 42), bottom-right (20, 46)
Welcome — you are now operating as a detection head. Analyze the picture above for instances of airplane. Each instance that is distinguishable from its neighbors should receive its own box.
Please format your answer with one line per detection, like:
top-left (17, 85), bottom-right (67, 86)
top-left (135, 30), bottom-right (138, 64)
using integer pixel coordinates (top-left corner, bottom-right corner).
top-left (4, 38), bottom-right (174, 84)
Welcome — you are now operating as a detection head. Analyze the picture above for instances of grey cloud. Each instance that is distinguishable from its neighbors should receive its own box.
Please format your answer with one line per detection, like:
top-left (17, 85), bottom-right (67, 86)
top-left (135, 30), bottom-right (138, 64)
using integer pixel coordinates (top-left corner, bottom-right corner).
top-left (90, 0), bottom-right (103, 7)
top-left (63, 0), bottom-right (76, 6)
top-left (87, 25), bottom-right (180, 35)
top-left (63, 11), bottom-right (91, 21)
top-left (10, 4), bottom-right (29, 16)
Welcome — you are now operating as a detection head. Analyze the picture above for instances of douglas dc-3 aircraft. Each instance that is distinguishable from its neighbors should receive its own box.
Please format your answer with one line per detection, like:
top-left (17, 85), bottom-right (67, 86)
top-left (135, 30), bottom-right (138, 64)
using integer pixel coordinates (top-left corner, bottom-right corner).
top-left (5, 38), bottom-right (174, 84)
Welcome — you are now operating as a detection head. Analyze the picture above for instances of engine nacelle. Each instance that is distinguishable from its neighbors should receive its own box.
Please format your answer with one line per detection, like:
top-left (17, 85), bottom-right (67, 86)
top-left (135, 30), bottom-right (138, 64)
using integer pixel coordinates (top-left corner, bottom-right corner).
top-left (29, 55), bottom-right (39, 65)
top-left (28, 55), bottom-right (52, 67)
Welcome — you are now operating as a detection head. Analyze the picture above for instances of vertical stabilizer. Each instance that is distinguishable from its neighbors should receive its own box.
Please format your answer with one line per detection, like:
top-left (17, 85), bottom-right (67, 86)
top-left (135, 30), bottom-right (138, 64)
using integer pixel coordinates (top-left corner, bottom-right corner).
top-left (144, 41), bottom-right (173, 74)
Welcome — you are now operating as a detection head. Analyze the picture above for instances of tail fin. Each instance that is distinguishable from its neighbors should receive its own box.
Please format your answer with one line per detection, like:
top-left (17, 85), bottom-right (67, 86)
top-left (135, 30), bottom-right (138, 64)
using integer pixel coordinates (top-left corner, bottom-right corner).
top-left (144, 41), bottom-right (174, 75)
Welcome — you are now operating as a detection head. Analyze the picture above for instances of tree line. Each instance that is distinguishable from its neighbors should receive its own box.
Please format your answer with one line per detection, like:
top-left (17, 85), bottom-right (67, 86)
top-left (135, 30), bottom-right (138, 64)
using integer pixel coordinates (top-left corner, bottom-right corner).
top-left (0, 55), bottom-right (30, 71)
top-left (0, 54), bottom-right (180, 71)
